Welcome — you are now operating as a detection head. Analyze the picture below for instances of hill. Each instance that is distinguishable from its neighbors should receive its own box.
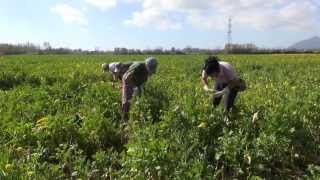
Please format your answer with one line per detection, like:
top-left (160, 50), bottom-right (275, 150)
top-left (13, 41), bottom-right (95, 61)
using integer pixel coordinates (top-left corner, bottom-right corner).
top-left (289, 36), bottom-right (320, 50)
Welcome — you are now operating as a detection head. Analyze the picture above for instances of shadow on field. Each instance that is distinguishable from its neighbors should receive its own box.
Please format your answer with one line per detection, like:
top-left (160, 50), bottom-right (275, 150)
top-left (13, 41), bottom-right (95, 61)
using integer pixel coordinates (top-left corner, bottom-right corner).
top-left (131, 83), bottom-right (170, 123)
top-left (0, 72), bottom-right (24, 90)
top-left (145, 86), bottom-right (170, 122)
top-left (0, 72), bottom-right (68, 90)
top-left (0, 72), bottom-right (43, 90)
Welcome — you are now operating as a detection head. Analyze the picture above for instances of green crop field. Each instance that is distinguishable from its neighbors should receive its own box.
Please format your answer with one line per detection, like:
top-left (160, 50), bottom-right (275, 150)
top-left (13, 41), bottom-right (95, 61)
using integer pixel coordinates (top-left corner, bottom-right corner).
top-left (0, 54), bottom-right (320, 179)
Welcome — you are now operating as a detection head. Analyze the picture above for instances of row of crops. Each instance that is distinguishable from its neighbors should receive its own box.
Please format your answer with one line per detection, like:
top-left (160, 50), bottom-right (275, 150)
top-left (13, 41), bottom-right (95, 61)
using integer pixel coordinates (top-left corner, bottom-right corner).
top-left (0, 54), bottom-right (320, 179)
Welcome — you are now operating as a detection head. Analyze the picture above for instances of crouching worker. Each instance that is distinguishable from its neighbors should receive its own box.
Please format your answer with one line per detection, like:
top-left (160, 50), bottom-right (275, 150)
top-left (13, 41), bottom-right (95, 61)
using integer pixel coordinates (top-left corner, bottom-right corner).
top-left (121, 57), bottom-right (158, 122)
top-left (201, 56), bottom-right (246, 111)
top-left (102, 62), bottom-right (133, 84)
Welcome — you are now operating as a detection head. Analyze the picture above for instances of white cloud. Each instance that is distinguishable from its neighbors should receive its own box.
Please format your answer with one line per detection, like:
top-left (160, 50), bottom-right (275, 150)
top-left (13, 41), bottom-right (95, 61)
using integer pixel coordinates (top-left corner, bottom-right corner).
top-left (51, 4), bottom-right (88, 27)
top-left (227, 1), bottom-right (320, 31)
top-left (186, 13), bottom-right (226, 30)
top-left (123, 0), bottom-right (209, 31)
top-left (85, 0), bottom-right (117, 11)
top-left (277, 1), bottom-right (319, 31)
top-left (124, 8), bottom-right (182, 30)
top-left (140, 0), bottom-right (212, 11)
top-left (124, 0), bottom-right (320, 32)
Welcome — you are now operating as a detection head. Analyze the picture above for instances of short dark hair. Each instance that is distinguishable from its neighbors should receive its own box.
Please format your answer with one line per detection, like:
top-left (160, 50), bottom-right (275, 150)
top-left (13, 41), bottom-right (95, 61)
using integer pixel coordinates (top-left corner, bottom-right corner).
top-left (203, 56), bottom-right (220, 75)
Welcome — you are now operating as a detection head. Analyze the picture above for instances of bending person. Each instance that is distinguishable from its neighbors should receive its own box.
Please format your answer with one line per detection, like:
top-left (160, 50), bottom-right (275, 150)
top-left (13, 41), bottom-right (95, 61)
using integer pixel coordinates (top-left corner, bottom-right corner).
top-left (102, 62), bottom-right (133, 83)
top-left (121, 57), bottom-right (158, 122)
top-left (201, 56), bottom-right (245, 111)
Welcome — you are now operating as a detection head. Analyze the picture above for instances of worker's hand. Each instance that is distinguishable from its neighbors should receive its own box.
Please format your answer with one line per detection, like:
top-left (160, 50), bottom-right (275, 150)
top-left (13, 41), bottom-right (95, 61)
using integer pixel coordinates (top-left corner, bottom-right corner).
top-left (222, 87), bottom-right (230, 95)
top-left (203, 85), bottom-right (215, 92)
top-left (213, 90), bottom-right (224, 98)
top-left (213, 87), bottom-right (230, 98)
top-left (138, 86), bottom-right (143, 96)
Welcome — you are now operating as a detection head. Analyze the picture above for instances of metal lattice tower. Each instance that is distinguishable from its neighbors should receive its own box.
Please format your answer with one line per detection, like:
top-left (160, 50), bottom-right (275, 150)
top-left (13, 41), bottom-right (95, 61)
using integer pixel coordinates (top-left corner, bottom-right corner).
top-left (228, 17), bottom-right (232, 46)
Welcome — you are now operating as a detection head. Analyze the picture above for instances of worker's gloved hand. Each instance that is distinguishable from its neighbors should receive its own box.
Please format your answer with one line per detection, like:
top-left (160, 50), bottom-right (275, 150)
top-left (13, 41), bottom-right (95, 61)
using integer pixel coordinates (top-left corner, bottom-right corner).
top-left (203, 85), bottom-right (215, 92)
top-left (213, 90), bottom-right (223, 98)
top-left (213, 87), bottom-right (230, 98)
top-left (139, 85), bottom-right (144, 95)
top-left (134, 85), bottom-right (144, 97)
top-left (223, 87), bottom-right (230, 95)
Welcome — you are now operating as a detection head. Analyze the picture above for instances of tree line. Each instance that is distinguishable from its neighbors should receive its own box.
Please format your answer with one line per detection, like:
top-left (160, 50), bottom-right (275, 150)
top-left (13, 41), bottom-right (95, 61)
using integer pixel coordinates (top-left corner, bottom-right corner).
top-left (0, 42), bottom-right (319, 55)
top-left (0, 42), bottom-right (102, 55)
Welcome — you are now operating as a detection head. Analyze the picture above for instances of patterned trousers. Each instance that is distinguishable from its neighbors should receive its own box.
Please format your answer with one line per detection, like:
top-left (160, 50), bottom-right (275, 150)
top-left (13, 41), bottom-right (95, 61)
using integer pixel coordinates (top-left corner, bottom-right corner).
top-left (121, 78), bottom-right (135, 122)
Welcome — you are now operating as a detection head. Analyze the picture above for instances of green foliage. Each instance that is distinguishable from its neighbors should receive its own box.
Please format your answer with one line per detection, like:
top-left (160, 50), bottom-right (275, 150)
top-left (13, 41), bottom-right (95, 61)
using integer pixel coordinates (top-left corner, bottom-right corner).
top-left (0, 54), bottom-right (319, 178)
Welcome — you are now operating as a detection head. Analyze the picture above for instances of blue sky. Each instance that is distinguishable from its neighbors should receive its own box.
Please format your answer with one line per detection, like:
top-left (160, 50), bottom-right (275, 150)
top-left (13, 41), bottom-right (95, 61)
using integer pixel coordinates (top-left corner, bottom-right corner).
top-left (0, 0), bottom-right (320, 50)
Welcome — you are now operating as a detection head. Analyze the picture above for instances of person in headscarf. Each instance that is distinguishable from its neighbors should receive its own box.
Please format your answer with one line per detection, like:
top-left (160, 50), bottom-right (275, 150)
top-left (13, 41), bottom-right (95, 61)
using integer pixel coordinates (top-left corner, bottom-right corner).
top-left (102, 61), bottom-right (133, 83)
top-left (121, 57), bottom-right (158, 122)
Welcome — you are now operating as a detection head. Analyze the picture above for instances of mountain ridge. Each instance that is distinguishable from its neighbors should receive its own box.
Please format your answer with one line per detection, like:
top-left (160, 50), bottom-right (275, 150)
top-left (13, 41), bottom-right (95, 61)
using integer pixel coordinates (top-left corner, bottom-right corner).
top-left (289, 36), bottom-right (320, 50)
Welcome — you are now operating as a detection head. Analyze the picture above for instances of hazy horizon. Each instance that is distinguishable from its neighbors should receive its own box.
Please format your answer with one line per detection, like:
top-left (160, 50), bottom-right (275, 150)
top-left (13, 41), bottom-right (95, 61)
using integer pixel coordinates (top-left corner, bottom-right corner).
top-left (1, 0), bottom-right (320, 50)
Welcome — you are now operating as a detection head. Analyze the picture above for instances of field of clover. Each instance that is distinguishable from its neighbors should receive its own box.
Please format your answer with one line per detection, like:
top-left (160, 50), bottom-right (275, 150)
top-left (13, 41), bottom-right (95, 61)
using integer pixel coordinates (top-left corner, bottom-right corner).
top-left (0, 54), bottom-right (319, 179)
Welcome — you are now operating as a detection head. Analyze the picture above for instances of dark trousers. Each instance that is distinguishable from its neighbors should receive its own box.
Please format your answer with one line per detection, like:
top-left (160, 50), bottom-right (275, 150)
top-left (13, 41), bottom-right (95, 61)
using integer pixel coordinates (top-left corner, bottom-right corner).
top-left (213, 83), bottom-right (238, 111)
